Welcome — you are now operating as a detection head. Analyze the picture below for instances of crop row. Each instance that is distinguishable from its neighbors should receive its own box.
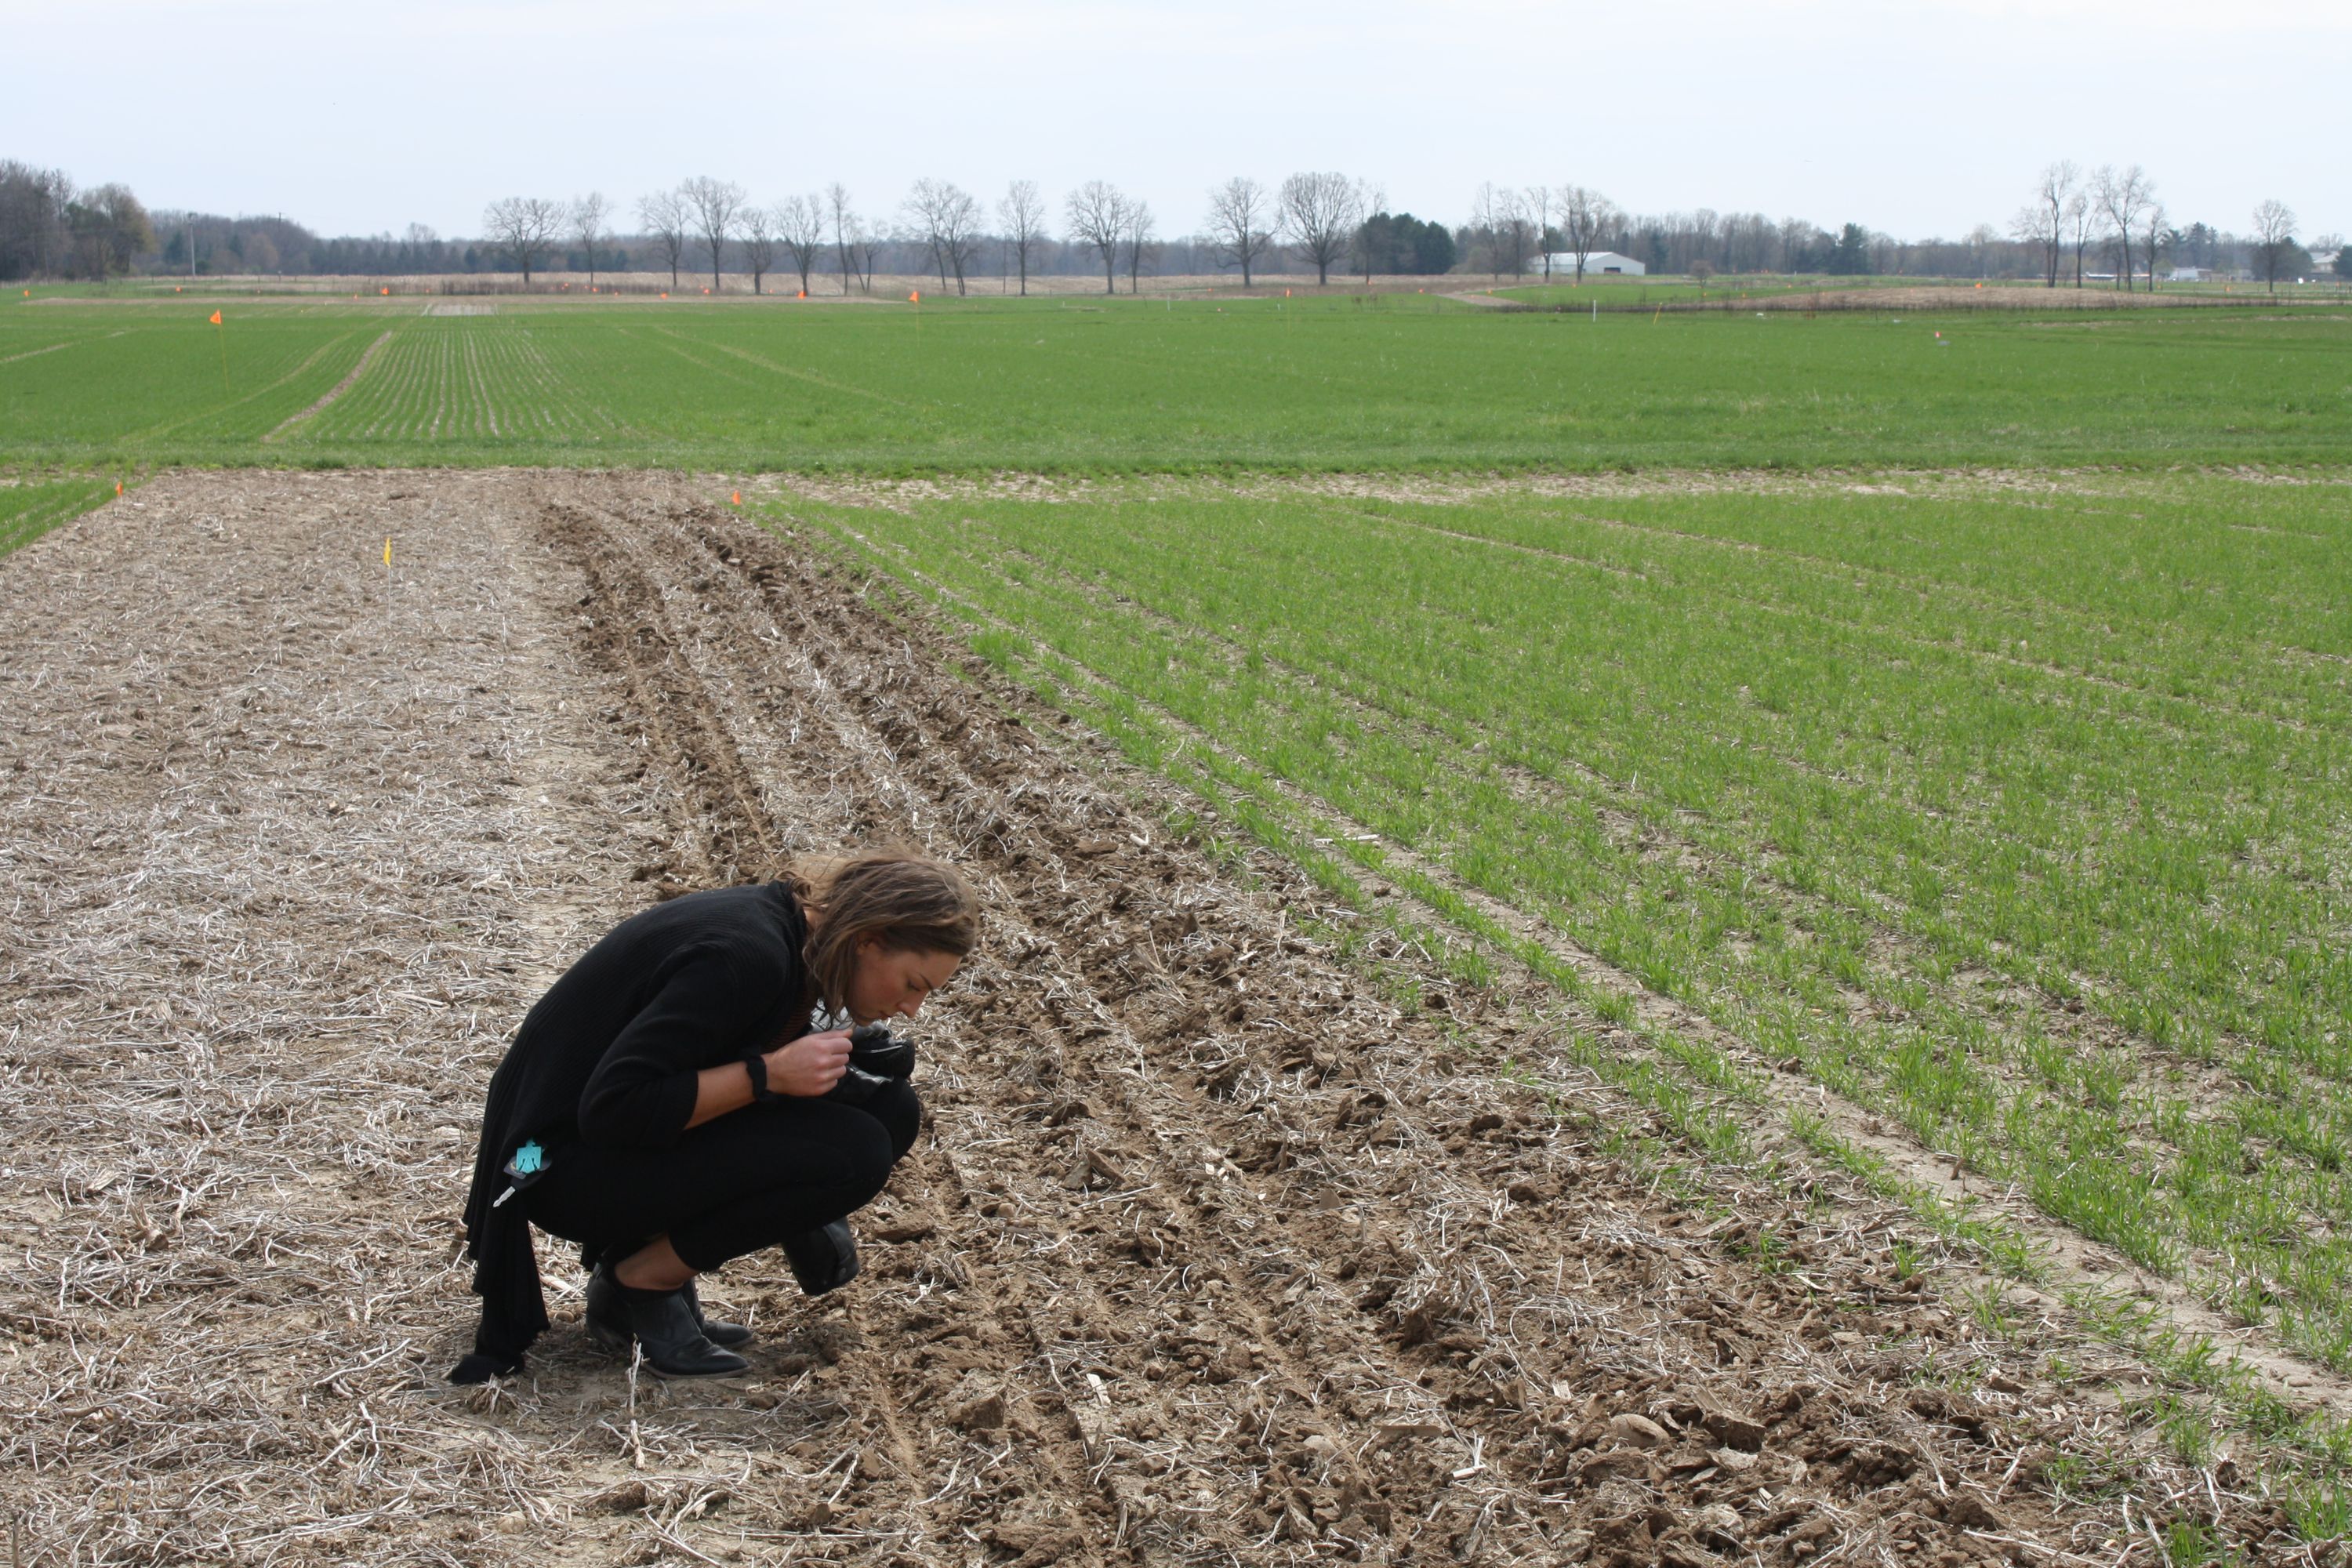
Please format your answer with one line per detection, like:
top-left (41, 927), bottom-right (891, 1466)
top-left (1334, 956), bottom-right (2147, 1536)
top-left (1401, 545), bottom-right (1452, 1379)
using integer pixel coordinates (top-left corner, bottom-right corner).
top-left (775, 470), bottom-right (2352, 1368)
top-left (8, 297), bottom-right (2352, 470)
top-left (0, 476), bottom-right (116, 561)
top-left (298, 318), bottom-right (636, 446)
top-left (0, 312), bottom-right (376, 456)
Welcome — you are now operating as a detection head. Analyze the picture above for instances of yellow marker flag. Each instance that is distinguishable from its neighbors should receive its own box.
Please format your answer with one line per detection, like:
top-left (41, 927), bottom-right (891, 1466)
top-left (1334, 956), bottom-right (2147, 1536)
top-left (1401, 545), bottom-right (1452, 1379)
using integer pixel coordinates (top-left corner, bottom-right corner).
top-left (383, 537), bottom-right (392, 567)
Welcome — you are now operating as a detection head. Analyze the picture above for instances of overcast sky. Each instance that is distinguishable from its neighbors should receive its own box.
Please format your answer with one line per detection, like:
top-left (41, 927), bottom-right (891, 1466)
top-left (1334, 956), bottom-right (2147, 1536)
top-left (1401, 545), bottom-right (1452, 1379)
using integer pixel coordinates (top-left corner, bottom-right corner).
top-left (5, 0), bottom-right (2343, 243)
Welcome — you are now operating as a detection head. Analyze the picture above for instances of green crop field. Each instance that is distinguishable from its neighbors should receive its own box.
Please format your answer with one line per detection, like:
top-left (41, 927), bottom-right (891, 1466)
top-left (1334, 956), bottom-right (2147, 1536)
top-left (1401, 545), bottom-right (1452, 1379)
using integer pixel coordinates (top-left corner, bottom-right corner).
top-left (5, 292), bottom-right (2350, 471)
top-left (0, 474), bottom-right (117, 560)
top-left (771, 466), bottom-right (2352, 1374)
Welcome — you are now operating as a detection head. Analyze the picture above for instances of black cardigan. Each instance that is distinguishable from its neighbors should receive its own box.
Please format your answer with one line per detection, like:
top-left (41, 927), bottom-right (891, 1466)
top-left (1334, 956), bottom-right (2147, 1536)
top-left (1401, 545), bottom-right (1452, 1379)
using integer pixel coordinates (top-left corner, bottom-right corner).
top-left (452, 882), bottom-right (813, 1381)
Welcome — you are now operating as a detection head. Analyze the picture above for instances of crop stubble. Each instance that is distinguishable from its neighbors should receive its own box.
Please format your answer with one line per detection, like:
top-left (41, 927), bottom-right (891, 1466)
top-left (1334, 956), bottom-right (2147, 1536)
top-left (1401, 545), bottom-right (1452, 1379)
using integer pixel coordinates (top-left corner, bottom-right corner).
top-left (0, 471), bottom-right (2310, 1565)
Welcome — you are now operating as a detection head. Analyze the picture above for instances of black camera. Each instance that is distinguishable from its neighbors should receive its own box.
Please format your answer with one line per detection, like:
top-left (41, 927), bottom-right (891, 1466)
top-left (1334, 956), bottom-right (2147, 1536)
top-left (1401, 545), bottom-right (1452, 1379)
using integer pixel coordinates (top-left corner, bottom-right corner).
top-left (823, 1023), bottom-right (917, 1106)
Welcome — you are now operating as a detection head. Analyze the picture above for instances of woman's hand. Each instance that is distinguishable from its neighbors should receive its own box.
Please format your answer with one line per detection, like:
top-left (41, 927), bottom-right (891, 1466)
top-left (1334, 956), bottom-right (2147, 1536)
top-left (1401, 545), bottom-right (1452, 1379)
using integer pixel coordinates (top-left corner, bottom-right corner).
top-left (764, 1029), bottom-right (854, 1098)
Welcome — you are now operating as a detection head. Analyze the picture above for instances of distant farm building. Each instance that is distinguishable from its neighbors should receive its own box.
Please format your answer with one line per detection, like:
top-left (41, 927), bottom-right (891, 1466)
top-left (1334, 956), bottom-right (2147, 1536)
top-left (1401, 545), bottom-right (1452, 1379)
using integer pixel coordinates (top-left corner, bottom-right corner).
top-left (1537, 252), bottom-right (1646, 277)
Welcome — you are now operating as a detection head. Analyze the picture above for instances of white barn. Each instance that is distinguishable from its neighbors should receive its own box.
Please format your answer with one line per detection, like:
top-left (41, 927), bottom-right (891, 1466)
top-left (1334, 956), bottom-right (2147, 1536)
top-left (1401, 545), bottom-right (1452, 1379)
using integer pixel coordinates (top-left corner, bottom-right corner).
top-left (1536, 251), bottom-right (1646, 277)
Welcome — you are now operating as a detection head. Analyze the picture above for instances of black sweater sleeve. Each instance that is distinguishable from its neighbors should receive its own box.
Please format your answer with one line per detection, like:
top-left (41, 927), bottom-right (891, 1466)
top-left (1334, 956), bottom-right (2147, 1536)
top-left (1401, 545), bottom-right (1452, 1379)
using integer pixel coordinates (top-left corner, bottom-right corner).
top-left (575, 944), bottom-right (782, 1149)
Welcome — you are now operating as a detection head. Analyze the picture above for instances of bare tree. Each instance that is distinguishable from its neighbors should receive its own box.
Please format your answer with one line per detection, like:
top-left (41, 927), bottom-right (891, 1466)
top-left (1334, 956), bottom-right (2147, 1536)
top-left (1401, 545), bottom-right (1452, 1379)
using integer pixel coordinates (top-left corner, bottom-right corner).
top-left (1470, 183), bottom-right (1502, 278)
top-left (937, 187), bottom-right (982, 296)
top-left (904, 178), bottom-right (983, 296)
top-left (739, 202), bottom-right (778, 294)
top-left (1471, 183), bottom-right (1531, 280)
top-left (1065, 180), bottom-right (1130, 295)
top-left (2251, 198), bottom-right (2299, 293)
top-left (1355, 180), bottom-right (1386, 282)
top-left (681, 175), bottom-right (744, 292)
top-left (776, 195), bottom-right (824, 295)
top-left (851, 220), bottom-right (883, 292)
top-left (2009, 162), bottom-right (2076, 288)
top-left (1526, 185), bottom-right (1556, 280)
top-left (2064, 190), bottom-right (2094, 288)
top-left (1123, 199), bottom-right (1158, 293)
top-left (825, 183), bottom-right (858, 294)
top-left (999, 180), bottom-right (1045, 296)
top-left (904, 179), bottom-right (951, 289)
top-left (2093, 164), bottom-right (2153, 291)
top-left (1559, 185), bottom-right (1619, 283)
top-left (571, 191), bottom-right (611, 289)
top-left (481, 196), bottom-right (564, 287)
top-left (1205, 176), bottom-right (1275, 288)
top-left (638, 188), bottom-right (688, 288)
top-left (1279, 171), bottom-right (1361, 287)
top-left (2140, 200), bottom-right (2168, 289)
top-left (1204, 177), bottom-right (1279, 288)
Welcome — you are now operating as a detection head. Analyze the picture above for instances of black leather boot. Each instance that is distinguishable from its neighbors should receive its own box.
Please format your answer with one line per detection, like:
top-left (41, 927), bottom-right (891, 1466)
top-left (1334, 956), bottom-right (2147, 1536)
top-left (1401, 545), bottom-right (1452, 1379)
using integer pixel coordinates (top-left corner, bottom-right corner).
top-left (681, 1278), bottom-right (753, 1348)
top-left (583, 1260), bottom-right (748, 1377)
top-left (588, 1250), bottom-right (753, 1354)
top-left (782, 1221), bottom-right (859, 1296)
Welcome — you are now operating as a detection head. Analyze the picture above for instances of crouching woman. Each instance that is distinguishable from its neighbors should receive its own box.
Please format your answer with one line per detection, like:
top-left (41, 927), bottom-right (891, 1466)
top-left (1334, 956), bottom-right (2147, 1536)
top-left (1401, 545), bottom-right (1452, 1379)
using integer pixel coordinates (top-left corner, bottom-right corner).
top-left (450, 850), bottom-right (977, 1384)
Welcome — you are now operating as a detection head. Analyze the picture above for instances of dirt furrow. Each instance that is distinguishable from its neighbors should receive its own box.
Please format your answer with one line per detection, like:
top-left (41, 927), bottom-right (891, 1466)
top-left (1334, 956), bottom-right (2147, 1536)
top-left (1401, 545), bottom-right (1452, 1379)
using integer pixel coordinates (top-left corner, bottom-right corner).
top-left (554, 496), bottom-right (1129, 1563)
top-left (569, 489), bottom-right (2266, 1566)
top-left (615, 503), bottom-right (1561, 1559)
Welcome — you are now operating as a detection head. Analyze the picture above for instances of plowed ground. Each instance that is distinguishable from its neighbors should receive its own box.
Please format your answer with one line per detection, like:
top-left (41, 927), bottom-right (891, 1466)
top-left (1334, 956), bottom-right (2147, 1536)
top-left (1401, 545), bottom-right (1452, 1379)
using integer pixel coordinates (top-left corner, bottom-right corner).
top-left (0, 472), bottom-right (2303, 1566)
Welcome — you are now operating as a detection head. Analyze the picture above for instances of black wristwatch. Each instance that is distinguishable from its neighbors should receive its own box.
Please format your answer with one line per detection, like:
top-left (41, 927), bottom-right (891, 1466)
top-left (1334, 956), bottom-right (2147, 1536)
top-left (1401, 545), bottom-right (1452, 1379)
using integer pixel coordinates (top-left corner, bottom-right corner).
top-left (743, 1053), bottom-right (779, 1103)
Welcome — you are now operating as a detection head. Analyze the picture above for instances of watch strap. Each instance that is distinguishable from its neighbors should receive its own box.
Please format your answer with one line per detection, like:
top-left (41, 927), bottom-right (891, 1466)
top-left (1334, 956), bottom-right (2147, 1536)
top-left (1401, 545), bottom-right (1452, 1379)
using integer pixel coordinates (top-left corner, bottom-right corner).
top-left (743, 1053), bottom-right (777, 1102)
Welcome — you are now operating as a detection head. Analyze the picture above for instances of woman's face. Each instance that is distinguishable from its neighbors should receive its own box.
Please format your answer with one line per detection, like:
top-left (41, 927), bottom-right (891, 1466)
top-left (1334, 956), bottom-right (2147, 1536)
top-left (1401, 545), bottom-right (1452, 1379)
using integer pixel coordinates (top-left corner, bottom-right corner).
top-left (846, 939), bottom-right (961, 1025)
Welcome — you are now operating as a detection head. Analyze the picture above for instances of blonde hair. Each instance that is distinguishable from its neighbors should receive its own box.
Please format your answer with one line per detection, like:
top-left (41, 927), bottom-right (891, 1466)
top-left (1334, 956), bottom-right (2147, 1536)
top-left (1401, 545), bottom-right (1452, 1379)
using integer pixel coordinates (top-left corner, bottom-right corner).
top-left (787, 848), bottom-right (980, 1011)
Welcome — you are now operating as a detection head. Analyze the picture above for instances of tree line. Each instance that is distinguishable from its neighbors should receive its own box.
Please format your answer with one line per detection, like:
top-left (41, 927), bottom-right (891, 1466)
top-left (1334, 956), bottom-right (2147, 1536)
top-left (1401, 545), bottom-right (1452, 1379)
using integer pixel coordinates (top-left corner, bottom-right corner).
top-left (2005, 163), bottom-right (2325, 293)
top-left (0, 161), bottom-right (155, 282)
top-left (479, 176), bottom-right (1463, 296)
top-left (5, 155), bottom-right (2339, 292)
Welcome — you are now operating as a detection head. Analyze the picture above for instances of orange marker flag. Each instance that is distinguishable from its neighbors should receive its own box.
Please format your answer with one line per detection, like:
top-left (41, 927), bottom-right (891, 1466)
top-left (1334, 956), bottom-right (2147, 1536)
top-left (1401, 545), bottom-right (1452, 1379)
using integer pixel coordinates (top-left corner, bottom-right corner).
top-left (731, 490), bottom-right (742, 506)
top-left (114, 481), bottom-right (124, 495)
top-left (797, 289), bottom-right (805, 299)
top-left (209, 310), bottom-right (223, 325)
top-left (909, 289), bottom-right (920, 303)
top-left (661, 292), bottom-right (668, 299)
top-left (381, 285), bottom-right (390, 296)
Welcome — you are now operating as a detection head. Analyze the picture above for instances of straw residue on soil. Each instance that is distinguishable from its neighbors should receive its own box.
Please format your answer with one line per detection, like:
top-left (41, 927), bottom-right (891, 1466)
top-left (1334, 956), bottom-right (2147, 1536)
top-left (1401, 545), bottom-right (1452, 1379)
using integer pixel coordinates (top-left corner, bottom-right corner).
top-left (0, 471), bottom-right (2303, 1565)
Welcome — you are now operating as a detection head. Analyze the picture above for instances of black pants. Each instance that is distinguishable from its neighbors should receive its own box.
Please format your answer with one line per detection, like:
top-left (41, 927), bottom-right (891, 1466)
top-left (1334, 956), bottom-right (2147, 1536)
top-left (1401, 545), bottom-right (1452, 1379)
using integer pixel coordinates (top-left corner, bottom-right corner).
top-left (524, 1082), bottom-right (920, 1273)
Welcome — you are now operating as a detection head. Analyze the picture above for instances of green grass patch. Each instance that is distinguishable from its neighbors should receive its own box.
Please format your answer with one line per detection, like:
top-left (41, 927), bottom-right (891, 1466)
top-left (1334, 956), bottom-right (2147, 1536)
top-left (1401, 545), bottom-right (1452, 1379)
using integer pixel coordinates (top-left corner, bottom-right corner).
top-left (0, 474), bottom-right (119, 560)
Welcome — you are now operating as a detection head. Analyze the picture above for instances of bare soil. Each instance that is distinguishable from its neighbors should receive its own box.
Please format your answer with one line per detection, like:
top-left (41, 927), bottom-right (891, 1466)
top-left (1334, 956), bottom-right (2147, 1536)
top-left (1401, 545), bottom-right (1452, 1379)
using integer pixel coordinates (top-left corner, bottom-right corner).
top-left (0, 471), bottom-right (2316, 1566)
